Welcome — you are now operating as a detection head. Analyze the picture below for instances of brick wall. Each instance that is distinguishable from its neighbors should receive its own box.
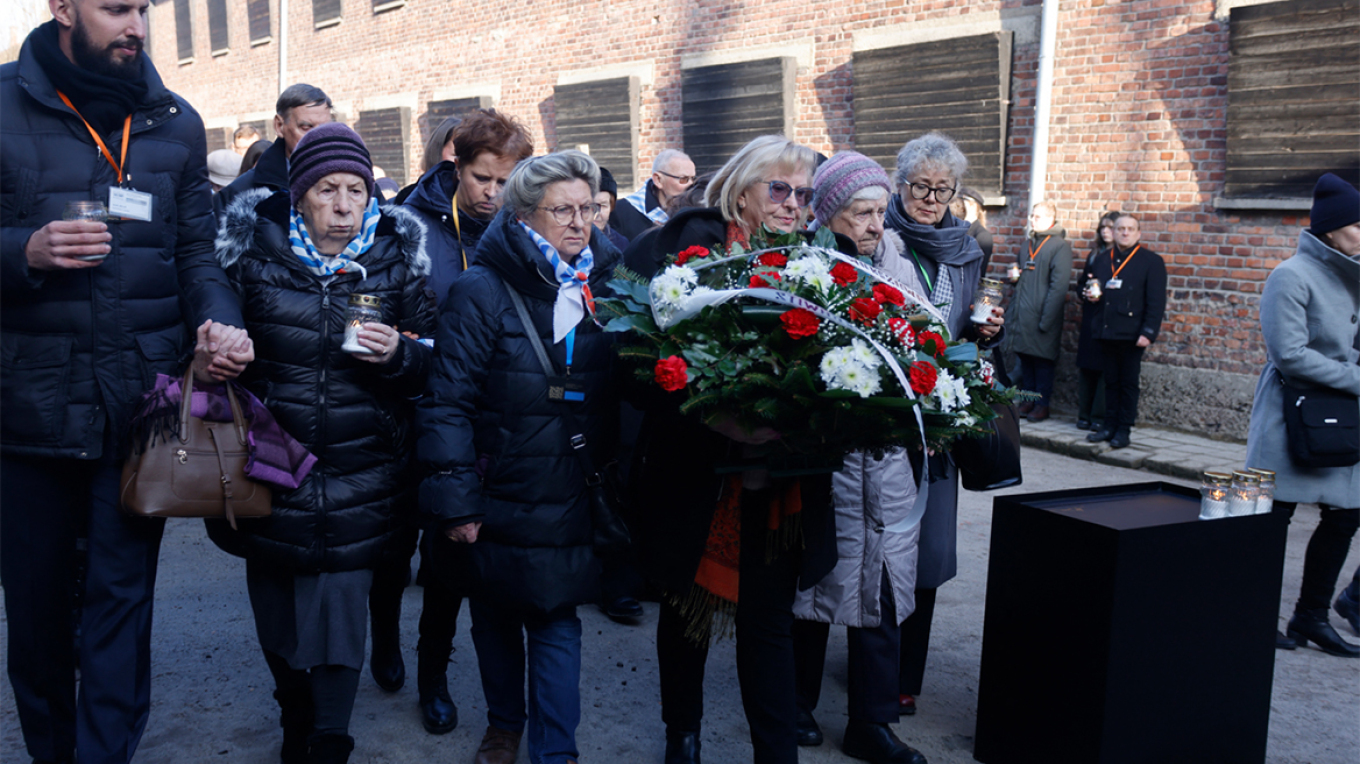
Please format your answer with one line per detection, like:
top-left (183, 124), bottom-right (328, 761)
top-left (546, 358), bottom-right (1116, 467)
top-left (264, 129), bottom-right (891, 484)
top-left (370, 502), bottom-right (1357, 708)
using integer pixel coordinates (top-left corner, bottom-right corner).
top-left (146, 0), bottom-right (1343, 439)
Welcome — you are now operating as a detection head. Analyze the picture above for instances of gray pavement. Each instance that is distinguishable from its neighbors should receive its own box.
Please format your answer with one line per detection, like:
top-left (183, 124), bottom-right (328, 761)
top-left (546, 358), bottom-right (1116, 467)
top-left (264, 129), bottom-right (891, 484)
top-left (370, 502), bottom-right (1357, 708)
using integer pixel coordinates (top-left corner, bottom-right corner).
top-left (3, 435), bottom-right (1358, 763)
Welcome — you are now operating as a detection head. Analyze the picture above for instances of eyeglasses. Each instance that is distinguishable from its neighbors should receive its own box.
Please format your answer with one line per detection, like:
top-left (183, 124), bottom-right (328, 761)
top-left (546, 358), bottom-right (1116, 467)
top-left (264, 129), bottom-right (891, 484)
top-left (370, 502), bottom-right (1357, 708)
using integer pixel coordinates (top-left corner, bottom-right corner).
top-left (905, 183), bottom-right (957, 204)
top-left (761, 181), bottom-right (814, 207)
top-left (655, 170), bottom-right (696, 185)
top-left (536, 203), bottom-right (602, 226)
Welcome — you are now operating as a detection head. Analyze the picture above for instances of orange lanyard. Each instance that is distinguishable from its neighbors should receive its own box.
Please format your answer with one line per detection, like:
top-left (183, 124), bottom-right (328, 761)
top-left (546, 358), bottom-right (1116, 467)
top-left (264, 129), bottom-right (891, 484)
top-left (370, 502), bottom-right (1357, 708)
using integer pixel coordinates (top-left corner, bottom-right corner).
top-left (1110, 244), bottom-right (1140, 280)
top-left (1028, 235), bottom-right (1050, 264)
top-left (451, 194), bottom-right (469, 271)
top-left (58, 91), bottom-right (131, 183)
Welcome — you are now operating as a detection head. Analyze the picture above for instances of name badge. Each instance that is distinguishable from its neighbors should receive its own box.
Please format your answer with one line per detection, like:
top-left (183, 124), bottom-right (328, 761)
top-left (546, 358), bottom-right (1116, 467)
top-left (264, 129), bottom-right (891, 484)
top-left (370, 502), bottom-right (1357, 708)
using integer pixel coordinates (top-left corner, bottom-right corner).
top-left (1106, 278), bottom-right (1123, 290)
top-left (1025, 262), bottom-right (1036, 270)
top-left (109, 186), bottom-right (153, 221)
top-left (547, 376), bottom-right (585, 404)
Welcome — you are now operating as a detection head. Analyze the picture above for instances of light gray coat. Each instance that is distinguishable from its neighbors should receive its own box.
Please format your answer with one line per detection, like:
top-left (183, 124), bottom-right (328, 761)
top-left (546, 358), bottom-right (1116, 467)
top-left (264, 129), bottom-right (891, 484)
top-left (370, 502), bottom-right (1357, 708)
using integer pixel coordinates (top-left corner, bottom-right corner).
top-left (794, 230), bottom-right (923, 627)
top-left (1245, 230), bottom-right (1360, 508)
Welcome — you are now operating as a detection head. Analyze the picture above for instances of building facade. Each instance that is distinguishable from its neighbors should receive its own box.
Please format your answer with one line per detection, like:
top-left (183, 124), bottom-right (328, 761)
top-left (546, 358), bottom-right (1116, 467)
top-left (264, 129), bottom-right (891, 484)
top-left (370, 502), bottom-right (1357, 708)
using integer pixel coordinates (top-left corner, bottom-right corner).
top-left (145, 0), bottom-right (1360, 440)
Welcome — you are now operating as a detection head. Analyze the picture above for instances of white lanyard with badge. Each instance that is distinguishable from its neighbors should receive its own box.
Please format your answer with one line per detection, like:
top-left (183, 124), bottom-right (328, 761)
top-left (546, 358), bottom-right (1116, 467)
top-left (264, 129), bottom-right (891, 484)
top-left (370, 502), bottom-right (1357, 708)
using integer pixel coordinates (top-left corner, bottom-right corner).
top-left (58, 91), bottom-right (154, 223)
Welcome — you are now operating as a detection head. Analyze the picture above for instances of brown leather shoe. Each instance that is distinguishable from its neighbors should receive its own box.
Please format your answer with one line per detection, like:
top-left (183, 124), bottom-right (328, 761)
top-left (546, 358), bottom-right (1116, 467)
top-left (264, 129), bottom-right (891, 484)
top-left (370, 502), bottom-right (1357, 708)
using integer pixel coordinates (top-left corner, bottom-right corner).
top-left (1017, 400), bottom-right (1035, 415)
top-left (474, 726), bottom-right (522, 764)
top-left (1027, 404), bottom-right (1050, 422)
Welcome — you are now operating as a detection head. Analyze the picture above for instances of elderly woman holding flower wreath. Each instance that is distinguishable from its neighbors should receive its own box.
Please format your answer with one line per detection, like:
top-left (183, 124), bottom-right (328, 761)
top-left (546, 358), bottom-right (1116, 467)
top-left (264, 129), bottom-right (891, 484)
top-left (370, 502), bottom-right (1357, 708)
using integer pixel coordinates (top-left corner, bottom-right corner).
top-left (626, 135), bottom-right (855, 764)
top-left (884, 131), bottom-right (1004, 718)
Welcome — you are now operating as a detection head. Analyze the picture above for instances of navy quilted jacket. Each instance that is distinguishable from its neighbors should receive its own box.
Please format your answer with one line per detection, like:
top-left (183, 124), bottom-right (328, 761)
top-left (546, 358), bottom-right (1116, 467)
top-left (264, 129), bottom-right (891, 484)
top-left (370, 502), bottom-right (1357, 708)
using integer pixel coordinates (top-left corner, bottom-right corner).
top-left (0, 37), bottom-right (243, 458)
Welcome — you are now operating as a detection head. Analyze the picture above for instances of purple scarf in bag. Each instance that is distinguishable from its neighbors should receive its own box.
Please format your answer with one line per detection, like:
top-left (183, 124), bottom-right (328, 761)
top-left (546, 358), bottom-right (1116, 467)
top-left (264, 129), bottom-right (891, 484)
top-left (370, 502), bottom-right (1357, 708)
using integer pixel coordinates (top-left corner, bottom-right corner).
top-left (134, 374), bottom-right (317, 490)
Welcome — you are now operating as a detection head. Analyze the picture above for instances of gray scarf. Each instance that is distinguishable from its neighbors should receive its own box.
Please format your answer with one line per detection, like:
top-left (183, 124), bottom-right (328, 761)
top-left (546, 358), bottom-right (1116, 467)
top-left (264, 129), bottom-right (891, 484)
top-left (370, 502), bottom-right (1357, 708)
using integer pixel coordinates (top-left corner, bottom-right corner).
top-left (885, 195), bottom-right (985, 334)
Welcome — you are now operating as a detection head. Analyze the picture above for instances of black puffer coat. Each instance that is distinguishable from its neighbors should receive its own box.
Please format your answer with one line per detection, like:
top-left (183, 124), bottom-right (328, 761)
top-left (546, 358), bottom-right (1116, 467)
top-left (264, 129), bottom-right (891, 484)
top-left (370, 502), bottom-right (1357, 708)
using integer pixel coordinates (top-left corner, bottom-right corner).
top-left (417, 205), bottom-right (621, 614)
top-left (1, 37), bottom-right (242, 458)
top-left (207, 188), bottom-right (435, 573)
top-left (400, 160), bottom-right (491, 309)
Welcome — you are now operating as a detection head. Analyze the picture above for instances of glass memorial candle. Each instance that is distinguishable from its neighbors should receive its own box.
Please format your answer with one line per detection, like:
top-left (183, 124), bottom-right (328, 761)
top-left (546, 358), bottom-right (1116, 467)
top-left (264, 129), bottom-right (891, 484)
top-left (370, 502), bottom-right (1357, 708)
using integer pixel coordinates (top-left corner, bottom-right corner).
top-left (1228, 471), bottom-right (1260, 517)
top-left (341, 294), bottom-right (382, 354)
top-left (1084, 277), bottom-right (1102, 301)
top-left (971, 278), bottom-right (1004, 324)
top-left (1199, 471), bottom-right (1232, 520)
top-left (1248, 468), bottom-right (1275, 514)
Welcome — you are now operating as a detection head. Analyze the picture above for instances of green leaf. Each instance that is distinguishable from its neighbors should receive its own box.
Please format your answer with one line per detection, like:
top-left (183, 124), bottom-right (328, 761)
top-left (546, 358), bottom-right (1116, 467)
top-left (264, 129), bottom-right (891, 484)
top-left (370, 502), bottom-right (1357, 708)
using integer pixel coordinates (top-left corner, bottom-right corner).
top-left (818, 389), bottom-right (860, 399)
top-left (618, 346), bottom-right (660, 362)
top-left (811, 225), bottom-right (838, 249)
top-left (785, 363), bottom-right (818, 395)
top-left (678, 390), bottom-right (723, 416)
top-left (862, 396), bottom-right (920, 410)
top-left (683, 346), bottom-right (719, 365)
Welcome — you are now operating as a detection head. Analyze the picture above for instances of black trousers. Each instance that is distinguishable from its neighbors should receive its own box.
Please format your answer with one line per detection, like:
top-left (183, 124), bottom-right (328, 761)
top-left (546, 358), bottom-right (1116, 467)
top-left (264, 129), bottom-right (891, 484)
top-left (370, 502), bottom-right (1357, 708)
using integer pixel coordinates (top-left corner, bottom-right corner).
top-left (371, 529), bottom-right (464, 681)
top-left (898, 587), bottom-right (938, 696)
top-left (1098, 341), bottom-right (1145, 433)
top-left (1076, 367), bottom-right (1106, 422)
top-left (656, 489), bottom-right (802, 764)
top-left (792, 568), bottom-right (901, 725)
top-left (1, 453), bottom-right (165, 764)
top-left (1016, 353), bottom-right (1056, 407)
top-left (1274, 502), bottom-right (1360, 612)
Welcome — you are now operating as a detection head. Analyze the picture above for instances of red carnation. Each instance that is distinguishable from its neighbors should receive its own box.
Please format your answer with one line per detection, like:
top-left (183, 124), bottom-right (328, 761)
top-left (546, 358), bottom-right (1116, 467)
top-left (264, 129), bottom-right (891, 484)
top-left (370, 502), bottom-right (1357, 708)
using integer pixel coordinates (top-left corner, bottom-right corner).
top-left (749, 272), bottom-right (780, 288)
top-left (848, 297), bottom-right (882, 326)
top-left (873, 283), bottom-right (905, 306)
top-left (758, 252), bottom-right (789, 267)
top-left (909, 361), bottom-right (938, 395)
top-left (676, 245), bottom-right (709, 265)
top-left (888, 317), bottom-right (915, 346)
top-left (831, 262), bottom-right (859, 287)
top-left (654, 356), bottom-right (689, 392)
top-left (918, 330), bottom-right (946, 357)
top-left (780, 308), bottom-right (821, 339)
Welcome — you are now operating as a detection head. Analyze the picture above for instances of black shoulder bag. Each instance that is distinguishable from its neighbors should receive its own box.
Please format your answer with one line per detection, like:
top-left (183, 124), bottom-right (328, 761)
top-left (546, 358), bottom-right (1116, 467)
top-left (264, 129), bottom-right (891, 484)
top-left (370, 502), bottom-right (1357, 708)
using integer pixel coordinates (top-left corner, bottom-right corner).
top-left (500, 279), bottom-right (633, 557)
top-left (1281, 376), bottom-right (1360, 468)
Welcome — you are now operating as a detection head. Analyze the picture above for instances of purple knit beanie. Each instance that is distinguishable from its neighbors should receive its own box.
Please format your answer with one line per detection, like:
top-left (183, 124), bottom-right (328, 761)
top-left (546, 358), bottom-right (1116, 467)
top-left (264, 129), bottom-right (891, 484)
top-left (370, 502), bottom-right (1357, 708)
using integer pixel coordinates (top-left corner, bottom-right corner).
top-left (288, 122), bottom-right (375, 205)
top-left (812, 151), bottom-right (892, 226)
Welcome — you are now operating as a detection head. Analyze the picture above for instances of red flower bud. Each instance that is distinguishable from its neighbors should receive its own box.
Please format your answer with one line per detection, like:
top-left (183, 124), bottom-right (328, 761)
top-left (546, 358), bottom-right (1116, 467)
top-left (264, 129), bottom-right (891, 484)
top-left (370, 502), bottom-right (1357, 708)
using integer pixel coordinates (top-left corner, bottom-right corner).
top-left (848, 297), bottom-right (882, 326)
top-left (909, 361), bottom-right (938, 395)
top-left (873, 283), bottom-right (905, 306)
top-left (676, 245), bottom-right (709, 265)
top-left (654, 355), bottom-right (689, 392)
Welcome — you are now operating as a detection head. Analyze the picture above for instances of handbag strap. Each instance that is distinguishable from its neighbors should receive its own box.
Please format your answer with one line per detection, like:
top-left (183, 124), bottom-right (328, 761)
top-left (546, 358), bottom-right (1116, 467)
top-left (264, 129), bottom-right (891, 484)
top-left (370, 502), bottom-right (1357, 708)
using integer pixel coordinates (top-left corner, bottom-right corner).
top-left (499, 277), bottom-right (602, 486)
top-left (207, 428), bottom-right (240, 530)
top-left (178, 367), bottom-right (251, 446)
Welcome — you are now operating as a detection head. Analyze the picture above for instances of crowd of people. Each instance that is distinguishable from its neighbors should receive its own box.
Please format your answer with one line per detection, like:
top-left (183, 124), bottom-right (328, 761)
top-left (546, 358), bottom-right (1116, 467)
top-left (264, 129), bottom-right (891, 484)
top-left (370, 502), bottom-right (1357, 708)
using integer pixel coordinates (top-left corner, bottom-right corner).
top-left (3, 3), bottom-right (1358, 764)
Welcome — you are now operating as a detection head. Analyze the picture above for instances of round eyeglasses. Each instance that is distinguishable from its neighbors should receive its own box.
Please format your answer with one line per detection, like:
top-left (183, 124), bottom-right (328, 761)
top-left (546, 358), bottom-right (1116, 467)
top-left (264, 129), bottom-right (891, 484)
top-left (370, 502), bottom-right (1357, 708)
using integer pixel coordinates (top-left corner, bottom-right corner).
top-left (536, 203), bottom-right (602, 226)
top-left (905, 183), bottom-right (957, 204)
top-left (760, 180), bottom-right (814, 207)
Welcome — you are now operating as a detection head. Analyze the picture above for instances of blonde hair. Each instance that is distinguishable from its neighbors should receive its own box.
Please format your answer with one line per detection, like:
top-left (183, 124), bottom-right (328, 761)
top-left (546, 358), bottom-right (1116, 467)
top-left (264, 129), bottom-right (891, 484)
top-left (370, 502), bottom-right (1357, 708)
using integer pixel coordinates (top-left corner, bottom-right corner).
top-left (705, 135), bottom-right (816, 228)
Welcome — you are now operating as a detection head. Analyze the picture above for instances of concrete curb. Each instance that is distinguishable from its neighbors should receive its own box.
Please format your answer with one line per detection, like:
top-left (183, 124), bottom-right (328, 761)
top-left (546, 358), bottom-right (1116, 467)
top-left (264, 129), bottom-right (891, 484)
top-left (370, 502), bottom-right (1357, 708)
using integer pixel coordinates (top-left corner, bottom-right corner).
top-left (1018, 413), bottom-right (1250, 481)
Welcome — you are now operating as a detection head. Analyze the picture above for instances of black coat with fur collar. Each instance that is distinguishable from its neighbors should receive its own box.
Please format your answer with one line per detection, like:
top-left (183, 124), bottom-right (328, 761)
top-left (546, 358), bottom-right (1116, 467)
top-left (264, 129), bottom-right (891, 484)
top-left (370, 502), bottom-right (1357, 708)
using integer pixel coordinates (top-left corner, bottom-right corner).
top-left (207, 188), bottom-right (436, 573)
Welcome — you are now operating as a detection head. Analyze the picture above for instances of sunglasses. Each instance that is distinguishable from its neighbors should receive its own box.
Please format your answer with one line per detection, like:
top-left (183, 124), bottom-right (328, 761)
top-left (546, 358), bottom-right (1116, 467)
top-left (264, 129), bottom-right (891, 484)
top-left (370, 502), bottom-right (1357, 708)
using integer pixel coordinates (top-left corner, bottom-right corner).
top-left (760, 180), bottom-right (814, 207)
top-left (655, 170), bottom-right (697, 185)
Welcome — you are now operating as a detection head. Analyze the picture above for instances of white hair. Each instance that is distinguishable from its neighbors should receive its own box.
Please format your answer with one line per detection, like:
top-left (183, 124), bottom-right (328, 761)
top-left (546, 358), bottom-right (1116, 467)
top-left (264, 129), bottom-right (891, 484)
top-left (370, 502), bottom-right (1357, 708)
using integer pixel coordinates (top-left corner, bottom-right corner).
top-left (652, 149), bottom-right (691, 174)
top-left (893, 132), bottom-right (968, 188)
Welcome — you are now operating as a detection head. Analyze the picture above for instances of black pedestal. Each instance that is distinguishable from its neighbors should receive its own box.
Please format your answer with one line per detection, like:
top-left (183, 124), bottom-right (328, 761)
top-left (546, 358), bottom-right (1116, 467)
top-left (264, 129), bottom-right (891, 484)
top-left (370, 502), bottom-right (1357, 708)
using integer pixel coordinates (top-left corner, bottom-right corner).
top-left (973, 482), bottom-right (1286, 764)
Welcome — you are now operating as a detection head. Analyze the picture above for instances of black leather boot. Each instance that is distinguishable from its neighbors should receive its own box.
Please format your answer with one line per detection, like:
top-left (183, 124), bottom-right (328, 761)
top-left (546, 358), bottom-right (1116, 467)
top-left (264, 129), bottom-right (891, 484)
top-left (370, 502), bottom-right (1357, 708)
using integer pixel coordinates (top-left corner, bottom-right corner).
top-left (663, 730), bottom-right (701, 764)
top-left (368, 574), bottom-right (406, 692)
top-left (274, 687), bottom-right (313, 764)
top-left (416, 645), bottom-right (457, 734)
top-left (1287, 608), bottom-right (1360, 657)
top-left (842, 720), bottom-right (928, 764)
top-left (307, 734), bottom-right (354, 764)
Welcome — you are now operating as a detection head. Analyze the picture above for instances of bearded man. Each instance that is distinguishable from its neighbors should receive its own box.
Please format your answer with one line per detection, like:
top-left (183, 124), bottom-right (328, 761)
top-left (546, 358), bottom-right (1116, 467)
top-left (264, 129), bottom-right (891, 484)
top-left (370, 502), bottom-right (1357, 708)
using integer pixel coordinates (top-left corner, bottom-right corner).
top-left (1, 2), bottom-right (251, 762)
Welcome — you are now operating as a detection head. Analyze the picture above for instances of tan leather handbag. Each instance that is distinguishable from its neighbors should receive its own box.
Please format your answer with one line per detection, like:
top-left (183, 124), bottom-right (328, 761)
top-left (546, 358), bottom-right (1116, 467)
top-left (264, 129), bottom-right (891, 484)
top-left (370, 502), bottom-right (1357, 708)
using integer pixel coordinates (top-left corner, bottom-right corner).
top-left (120, 369), bottom-right (271, 529)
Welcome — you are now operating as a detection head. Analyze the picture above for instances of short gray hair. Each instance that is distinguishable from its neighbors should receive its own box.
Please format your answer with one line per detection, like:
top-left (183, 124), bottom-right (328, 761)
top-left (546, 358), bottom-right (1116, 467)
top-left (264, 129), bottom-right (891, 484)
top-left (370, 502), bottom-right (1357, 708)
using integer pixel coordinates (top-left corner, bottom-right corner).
top-left (652, 149), bottom-right (691, 174)
top-left (705, 135), bottom-right (817, 224)
top-left (893, 132), bottom-right (967, 189)
top-left (276, 83), bottom-right (332, 120)
top-left (502, 150), bottom-right (600, 219)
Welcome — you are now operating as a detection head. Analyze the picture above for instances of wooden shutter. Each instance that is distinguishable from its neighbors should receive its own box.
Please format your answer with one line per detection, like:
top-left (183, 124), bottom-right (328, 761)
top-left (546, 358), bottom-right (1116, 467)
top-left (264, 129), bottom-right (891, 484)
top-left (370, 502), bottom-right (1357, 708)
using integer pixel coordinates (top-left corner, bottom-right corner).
top-left (207, 0), bottom-right (229, 54)
top-left (248, 0), bottom-right (271, 43)
top-left (205, 127), bottom-right (231, 153)
top-left (853, 32), bottom-right (1013, 196)
top-left (553, 77), bottom-right (640, 190)
top-left (312, 0), bottom-right (342, 28)
top-left (422, 96), bottom-right (493, 146)
top-left (357, 108), bottom-right (411, 186)
top-left (1226, 0), bottom-right (1360, 198)
top-left (681, 58), bottom-right (796, 175)
top-left (173, 0), bottom-right (192, 61)
top-left (240, 119), bottom-right (271, 142)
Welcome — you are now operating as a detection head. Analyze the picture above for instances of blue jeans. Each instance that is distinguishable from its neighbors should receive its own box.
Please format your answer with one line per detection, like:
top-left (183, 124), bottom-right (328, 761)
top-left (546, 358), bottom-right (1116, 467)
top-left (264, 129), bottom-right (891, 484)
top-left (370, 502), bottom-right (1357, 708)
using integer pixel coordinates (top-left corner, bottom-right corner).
top-left (470, 598), bottom-right (582, 764)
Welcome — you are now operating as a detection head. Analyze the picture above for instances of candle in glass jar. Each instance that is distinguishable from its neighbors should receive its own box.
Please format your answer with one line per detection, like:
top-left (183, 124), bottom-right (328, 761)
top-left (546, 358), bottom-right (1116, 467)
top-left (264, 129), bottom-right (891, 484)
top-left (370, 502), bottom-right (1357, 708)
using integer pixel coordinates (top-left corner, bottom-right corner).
top-left (1084, 277), bottom-right (1102, 301)
top-left (1248, 468), bottom-right (1275, 514)
top-left (1199, 471), bottom-right (1232, 520)
top-left (970, 277), bottom-right (1004, 324)
top-left (1227, 470), bottom-right (1260, 517)
top-left (1007, 263), bottom-right (1021, 283)
top-left (341, 294), bottom-right (383, 354)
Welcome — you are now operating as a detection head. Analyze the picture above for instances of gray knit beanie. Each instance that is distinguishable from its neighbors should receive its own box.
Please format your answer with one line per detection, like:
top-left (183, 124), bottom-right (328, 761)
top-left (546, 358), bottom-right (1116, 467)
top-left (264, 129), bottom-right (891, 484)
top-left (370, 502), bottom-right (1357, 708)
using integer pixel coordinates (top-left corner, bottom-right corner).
top-left (288, 122), bottom-right (374, 205)
top-left (811, 151), bottom-right (892, 226)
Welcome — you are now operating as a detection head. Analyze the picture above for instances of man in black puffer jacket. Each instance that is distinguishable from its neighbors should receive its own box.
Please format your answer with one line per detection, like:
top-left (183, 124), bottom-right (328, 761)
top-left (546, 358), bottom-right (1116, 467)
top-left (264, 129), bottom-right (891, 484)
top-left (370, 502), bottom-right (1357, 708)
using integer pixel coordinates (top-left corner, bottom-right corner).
top-left (1, 5), bottom-right (249, 763)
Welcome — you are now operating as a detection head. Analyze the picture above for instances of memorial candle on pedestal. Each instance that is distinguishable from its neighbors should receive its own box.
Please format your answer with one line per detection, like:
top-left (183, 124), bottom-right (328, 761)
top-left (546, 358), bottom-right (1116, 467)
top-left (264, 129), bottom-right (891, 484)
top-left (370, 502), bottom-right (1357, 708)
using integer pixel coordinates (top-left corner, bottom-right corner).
top-left (1199, 471), bottom-right (1232, 520)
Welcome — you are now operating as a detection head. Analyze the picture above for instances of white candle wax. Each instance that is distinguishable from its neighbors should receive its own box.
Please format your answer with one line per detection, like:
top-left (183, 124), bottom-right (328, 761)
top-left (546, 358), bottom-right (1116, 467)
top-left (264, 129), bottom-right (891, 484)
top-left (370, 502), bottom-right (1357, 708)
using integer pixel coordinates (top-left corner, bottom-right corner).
top-left (1200, 497), bottom-right (1229, 520)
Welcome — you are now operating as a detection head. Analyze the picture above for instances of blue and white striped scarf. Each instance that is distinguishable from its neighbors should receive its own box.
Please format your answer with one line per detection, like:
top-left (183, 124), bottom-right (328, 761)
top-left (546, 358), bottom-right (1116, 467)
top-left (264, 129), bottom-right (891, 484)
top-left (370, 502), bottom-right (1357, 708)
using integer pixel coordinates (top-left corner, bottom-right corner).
top-left (289, 197), bottom-right (381, 280)
top-left (621, 183), bottom-right (669, 226)
top-left (518, 221), bottom-right (594, 343)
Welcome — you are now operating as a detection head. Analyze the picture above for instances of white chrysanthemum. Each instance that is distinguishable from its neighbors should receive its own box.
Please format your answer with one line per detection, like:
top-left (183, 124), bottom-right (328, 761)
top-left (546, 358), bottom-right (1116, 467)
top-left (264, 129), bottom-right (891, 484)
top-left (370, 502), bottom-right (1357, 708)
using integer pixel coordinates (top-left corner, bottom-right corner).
top-left (958, 413), bottom-right (977, 428)
top-left (848, 338), bottom-right (878, 367)
top-left (652, 265), bottom-right (698, 309)
top-left (820, 344), bottom-right (883, 398)
top-left (840, 363), bottom-right (883, 397)
top-left (784, 257), bottom-right (833, 292)
top-left (930, 370), bottom-right (969, 412)
top-left (820, 346), bottom-right (853, 381)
